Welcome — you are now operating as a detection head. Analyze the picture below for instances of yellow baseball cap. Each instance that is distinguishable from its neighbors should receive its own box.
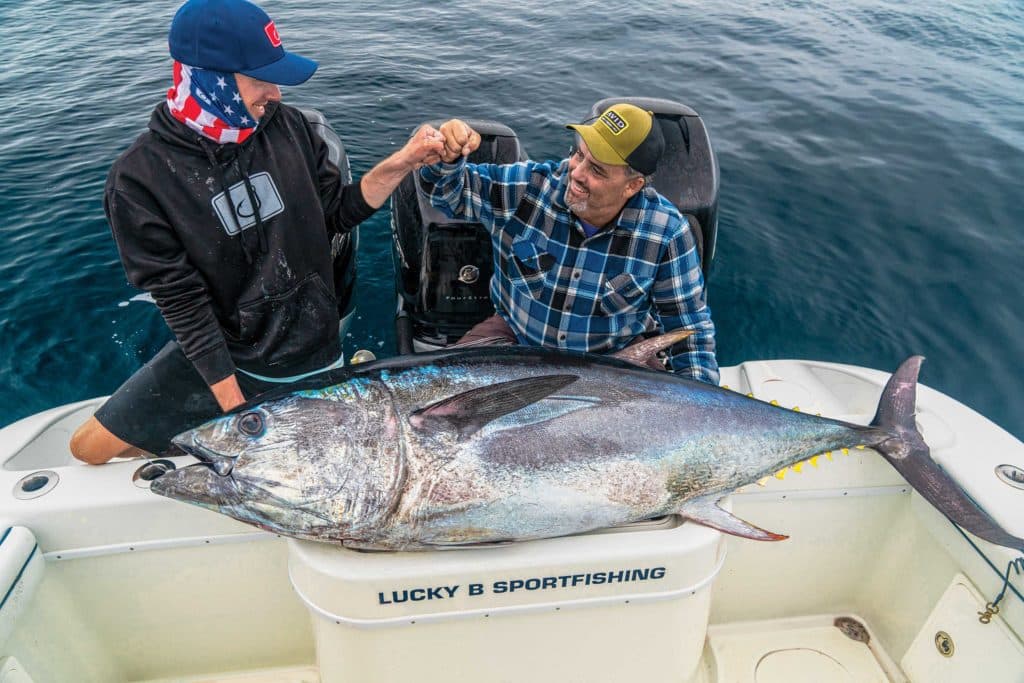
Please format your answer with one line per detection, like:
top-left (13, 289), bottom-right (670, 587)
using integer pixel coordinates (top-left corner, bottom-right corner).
top-left (566, 103), bottom-right (665, 175)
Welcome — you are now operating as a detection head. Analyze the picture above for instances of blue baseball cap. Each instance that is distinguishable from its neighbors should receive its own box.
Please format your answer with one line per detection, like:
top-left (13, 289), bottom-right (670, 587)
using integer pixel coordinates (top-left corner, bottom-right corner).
top-left (169, 0), bottom-right (318, 86)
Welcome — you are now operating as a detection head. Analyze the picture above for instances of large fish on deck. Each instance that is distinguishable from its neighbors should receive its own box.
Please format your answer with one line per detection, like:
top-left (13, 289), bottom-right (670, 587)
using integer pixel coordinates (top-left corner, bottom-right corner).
top-left (151, 333), bottom-right (1024, 553)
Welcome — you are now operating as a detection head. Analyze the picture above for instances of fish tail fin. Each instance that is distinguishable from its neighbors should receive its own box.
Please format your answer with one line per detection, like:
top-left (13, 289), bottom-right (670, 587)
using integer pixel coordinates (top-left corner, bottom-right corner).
top-left (869, 355), bottom-right (929, 462)
top-left (870, 356), bottom-right (1024, 554)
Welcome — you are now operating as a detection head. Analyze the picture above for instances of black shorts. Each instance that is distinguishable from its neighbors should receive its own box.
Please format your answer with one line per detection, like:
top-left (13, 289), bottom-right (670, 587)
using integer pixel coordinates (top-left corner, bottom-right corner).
top-left (94, 341), bottom-right (281, 456)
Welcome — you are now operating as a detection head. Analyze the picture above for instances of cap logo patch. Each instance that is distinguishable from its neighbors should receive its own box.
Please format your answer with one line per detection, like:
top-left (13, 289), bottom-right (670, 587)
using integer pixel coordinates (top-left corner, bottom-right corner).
top-left (599, 111), bottom-right (628, 135)
top-left (264, 21), bottom-right (282, 47)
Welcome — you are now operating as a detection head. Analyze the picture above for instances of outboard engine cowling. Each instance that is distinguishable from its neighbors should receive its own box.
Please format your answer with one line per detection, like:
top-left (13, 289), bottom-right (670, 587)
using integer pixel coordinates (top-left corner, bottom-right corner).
top-left (586, 97), bottom-right (719, 280)
top-left (391, 121), bottom-right (525, 353)
top-left (300, 109), bottom-right (358, 322)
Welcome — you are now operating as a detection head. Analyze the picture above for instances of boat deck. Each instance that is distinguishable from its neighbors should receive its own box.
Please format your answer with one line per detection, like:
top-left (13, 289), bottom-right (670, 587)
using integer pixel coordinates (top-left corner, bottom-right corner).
top-left (130, 613), bottom-right (900, 682)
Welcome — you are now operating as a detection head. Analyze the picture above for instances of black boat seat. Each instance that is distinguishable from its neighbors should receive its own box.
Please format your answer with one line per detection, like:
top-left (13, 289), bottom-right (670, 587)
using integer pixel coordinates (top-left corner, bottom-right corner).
top-left (587, 97), bottom-right (719, 280)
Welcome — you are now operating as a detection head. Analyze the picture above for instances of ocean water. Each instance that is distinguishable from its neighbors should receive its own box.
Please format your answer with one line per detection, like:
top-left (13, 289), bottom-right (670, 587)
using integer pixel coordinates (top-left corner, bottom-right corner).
top-left (1, 0), bottom-right (1021, 440)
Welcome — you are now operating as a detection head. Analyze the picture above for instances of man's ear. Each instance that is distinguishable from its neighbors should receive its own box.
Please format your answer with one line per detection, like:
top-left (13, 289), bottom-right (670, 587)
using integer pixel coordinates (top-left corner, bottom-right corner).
top-left (623, 175), bottom-right (646, 200)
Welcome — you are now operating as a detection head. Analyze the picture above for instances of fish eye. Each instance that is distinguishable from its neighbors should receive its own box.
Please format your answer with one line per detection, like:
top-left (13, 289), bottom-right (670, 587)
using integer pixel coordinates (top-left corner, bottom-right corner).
top-left (237, 411), bottom-right (265, 437)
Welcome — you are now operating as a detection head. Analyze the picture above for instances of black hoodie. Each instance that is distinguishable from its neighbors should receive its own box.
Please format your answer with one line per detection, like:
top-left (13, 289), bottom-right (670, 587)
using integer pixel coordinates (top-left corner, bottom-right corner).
top-left (105, 101), bottom-right (375, 385)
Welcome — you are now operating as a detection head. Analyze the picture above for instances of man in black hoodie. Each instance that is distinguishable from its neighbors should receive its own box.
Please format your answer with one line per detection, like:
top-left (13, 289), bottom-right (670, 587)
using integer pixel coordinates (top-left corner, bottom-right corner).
top-left (70, 0), bottom-right (444, 464)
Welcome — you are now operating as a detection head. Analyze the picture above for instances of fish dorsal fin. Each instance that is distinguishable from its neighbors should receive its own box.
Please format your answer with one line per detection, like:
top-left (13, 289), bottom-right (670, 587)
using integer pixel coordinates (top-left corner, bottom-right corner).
top-left (612, 329), bottom-right (694, 368)
top-left (409, 374), bottom-right (579, 439)
top-left (677, 495), bottom-right (788, 541)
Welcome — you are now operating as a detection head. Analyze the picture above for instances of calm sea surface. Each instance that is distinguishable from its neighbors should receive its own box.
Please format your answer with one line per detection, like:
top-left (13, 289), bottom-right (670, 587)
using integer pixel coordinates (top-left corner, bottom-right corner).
top-left (1, 0), bottom-right (1021, 440)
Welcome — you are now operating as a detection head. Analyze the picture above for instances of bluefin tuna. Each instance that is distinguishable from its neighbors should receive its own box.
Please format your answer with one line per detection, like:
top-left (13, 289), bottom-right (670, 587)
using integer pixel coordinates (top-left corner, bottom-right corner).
top-left (151, 334), bottom-right (1024, 553)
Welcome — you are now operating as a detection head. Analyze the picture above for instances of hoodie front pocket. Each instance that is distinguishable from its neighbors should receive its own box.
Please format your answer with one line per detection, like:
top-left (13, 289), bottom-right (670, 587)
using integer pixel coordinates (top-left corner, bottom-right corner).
top-left (237, 272), bottom-right (338, 368)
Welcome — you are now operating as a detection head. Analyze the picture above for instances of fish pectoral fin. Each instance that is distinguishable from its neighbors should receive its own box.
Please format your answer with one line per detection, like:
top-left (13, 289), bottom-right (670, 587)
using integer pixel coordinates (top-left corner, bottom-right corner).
top-left (409, 374), bottom-right (579, 439)
top-left (611, 329), bottom-right (693, 368)
top-left (677, 496), bottom-right (788, 542)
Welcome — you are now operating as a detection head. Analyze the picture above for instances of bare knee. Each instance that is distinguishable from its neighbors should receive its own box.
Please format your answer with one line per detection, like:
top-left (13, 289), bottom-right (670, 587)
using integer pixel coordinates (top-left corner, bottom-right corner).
top-left (70, 418), bottom-right (136, 465)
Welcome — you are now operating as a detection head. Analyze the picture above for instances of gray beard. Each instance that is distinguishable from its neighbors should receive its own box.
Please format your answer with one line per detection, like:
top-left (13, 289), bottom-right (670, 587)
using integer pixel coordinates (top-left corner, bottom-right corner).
top-left (565, 194), bottom-right (588, 215)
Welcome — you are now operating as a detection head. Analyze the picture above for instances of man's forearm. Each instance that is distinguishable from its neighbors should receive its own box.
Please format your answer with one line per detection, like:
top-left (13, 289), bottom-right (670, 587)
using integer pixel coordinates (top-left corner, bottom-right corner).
top-left (418, 159), bottom-right (471, 219)
top-left (418, 157), bottom-right (529, 229)
top-left (358, 126), bottom-right (445, 208)
top-left (665, 318), bottom-right (719, 384)
top-left (671, 347), bottom-right (719, 384)
top-left (359, 152), bottom-right (415, 209)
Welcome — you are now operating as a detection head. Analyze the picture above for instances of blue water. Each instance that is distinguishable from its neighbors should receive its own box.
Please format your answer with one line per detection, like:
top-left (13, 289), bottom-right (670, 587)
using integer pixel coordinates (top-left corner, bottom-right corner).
top-left (1, 0), bottom-right (1021, 440)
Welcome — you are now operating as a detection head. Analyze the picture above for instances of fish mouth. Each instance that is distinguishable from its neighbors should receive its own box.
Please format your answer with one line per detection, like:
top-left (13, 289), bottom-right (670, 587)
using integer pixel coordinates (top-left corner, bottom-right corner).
top-left (150, 459), bottom-right (342, 536)
top-left (171, 433), bottom-right (236, 476)
top-left (152, 434), bottom-right (241, 505)
top-left (149, 460), bottom-right (241, 507)
top-left (162, 433), bottom-right (333, 514)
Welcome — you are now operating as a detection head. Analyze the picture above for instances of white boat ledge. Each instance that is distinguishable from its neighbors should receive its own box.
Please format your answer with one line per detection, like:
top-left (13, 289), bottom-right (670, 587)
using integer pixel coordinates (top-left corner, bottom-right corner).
top-left (0, 358), bottom-right (1021, 682)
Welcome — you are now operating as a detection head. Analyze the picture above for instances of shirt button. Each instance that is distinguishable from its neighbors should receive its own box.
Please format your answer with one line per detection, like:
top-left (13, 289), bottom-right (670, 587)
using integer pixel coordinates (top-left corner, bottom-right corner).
top-left (558, 333), bottom-right (566, 341)
top-left (572, 271), bottom-right (581, 279)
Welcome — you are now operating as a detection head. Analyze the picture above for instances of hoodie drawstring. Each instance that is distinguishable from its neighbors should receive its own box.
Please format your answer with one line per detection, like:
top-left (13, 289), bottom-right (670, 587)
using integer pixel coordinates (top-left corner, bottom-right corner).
top-left (199, 137), bottom-right (267, 264)
top-left (236, 144), bottom-right (268, 256)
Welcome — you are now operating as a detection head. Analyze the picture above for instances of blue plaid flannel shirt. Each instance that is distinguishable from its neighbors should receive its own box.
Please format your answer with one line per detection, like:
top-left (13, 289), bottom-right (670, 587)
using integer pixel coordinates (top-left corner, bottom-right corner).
top-left (418, 158), bottom-right (718, 384)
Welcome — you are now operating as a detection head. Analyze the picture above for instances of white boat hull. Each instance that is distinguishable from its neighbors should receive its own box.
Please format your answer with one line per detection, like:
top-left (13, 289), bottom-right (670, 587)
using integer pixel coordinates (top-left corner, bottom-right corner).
top-left (0, 359), bottom-right (1020, 682)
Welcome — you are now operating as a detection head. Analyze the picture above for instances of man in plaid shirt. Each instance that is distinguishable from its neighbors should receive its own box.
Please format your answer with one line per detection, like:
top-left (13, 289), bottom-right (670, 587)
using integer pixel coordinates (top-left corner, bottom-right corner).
top-left (418, 103), bottom-right (718, 384)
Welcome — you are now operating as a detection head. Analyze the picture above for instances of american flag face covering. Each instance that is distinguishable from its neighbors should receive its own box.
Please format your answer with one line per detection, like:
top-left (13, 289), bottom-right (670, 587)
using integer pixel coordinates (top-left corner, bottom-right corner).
top-left (167, 61), bottom-right (257, 144)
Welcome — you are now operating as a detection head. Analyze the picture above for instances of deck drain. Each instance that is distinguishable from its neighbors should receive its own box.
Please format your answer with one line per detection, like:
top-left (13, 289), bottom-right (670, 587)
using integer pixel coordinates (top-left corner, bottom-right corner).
top-left (995, 464), bottom-right (1024, 491)
top-left (132, 459), bottom-right (177, 489)
top-left (14, 470), bottom-right (59, 500)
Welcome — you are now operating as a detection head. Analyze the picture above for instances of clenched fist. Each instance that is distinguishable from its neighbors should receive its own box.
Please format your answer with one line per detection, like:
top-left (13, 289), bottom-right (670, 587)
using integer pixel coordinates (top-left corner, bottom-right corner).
top-left (438, 119), bottom-right (481, 163)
